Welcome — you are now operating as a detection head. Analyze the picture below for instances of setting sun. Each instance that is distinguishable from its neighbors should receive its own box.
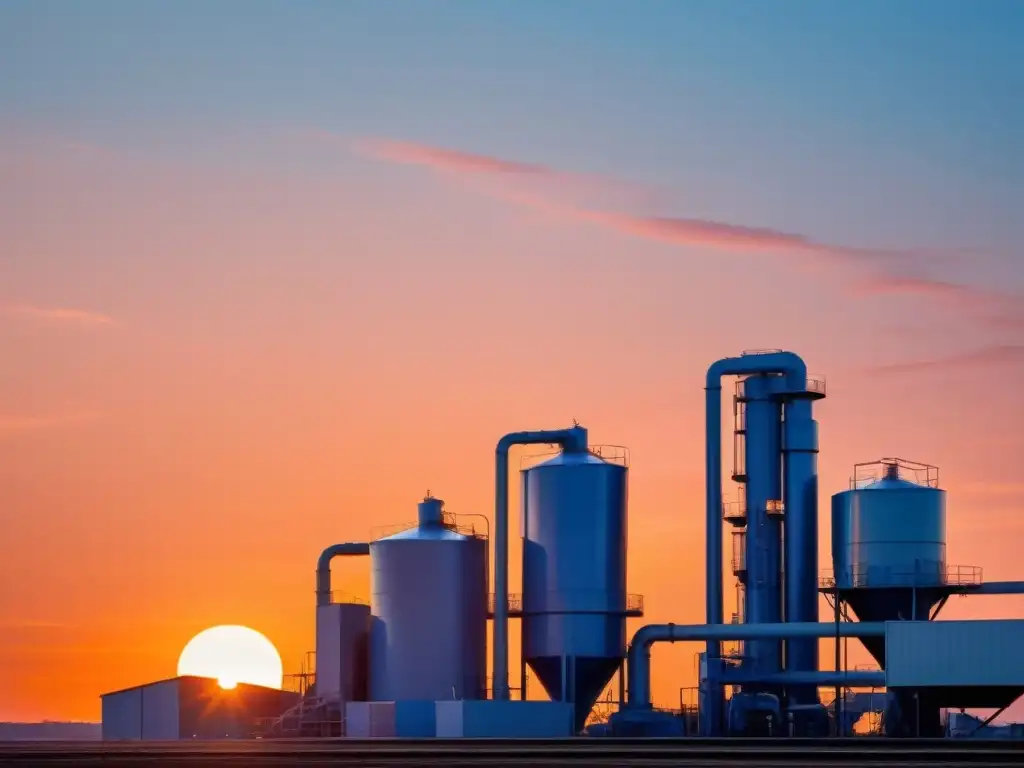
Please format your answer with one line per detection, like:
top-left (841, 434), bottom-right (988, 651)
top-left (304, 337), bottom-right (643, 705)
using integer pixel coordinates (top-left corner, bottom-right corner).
top-left (176, 625), bottom-right (283, 690)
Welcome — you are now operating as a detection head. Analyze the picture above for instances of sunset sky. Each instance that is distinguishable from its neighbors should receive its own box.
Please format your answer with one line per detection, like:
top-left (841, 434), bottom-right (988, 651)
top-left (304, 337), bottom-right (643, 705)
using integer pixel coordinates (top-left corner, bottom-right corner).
top-left (2, 0), bottom-right (1023, 722)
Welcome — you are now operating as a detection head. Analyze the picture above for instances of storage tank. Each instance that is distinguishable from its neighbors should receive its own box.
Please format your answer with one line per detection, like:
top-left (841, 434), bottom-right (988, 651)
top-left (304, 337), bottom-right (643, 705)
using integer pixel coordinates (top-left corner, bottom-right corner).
top-left (831, 458), bottom-right (947, 664)
top-left (368, 496), bottom-right (487, 702)
top-left (521, 448), bottom-right (629, 731)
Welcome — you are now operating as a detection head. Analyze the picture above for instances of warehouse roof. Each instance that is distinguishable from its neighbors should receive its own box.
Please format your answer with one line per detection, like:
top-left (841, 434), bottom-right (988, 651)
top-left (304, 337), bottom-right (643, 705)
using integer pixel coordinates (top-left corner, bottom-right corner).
top-left (100, 675), bottom-right (285, 698)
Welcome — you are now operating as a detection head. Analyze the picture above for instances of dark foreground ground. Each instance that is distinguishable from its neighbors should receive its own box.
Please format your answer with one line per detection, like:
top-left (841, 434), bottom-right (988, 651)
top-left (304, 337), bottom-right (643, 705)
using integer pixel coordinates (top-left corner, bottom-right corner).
top-left (1, 737), bottom-right (1022, 766)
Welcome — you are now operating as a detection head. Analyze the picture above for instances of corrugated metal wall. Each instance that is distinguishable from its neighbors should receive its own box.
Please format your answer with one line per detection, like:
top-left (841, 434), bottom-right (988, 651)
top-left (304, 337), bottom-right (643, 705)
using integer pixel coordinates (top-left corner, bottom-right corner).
top-left (886, 619), bottom-right (1024, 687)
top-left (101, 677), bottom-right (297, 740)
top-left (101, 687), bottom-right (143, 740)
top-left (141, 679), bottom-right (180, 739)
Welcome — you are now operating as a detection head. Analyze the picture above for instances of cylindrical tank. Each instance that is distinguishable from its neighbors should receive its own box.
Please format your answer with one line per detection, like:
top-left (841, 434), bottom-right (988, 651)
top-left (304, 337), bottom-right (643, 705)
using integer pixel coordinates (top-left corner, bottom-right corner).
top-left (368, 497), bottom-right (487, 702)
top-left (832, 462), bottom-right (947, 589)
top-left (521, 449), bottom-right (628, 729)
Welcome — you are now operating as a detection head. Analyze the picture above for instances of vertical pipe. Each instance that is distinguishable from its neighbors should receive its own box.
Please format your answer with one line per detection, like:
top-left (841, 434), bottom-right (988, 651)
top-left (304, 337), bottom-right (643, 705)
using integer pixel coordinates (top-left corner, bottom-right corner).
top-left (494, 426), bottom-right (588, 701)
top-left (782, 397), bottom-right (820, 704)
top-left (834, 587), bottom-right (841, 735)
top-left (741, 376), bottom-right (783, 677)
top-left (521, 470), bottom-right (529, 701)
top-left (704, 384), bottom-right (724, 641)
top-left (704, 381), bottom-right (727, 734)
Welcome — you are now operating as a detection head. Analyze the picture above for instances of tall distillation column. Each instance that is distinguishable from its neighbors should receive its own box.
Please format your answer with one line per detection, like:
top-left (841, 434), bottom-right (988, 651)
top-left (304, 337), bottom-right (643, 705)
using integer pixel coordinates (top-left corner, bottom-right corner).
top-left (781, 390), bottom-right (824, 706)
top-left (733, 374), bottom-right (785, 678)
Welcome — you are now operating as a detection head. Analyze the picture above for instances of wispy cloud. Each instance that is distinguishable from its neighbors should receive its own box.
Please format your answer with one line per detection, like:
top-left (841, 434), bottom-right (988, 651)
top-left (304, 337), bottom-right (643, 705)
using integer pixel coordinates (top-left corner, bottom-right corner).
top-left (356, 136), bottom-right (1018, 371)
top-left (355, 136), bottom-right (919, 262)
top-left (849, 273), bottom-right (1024, 330)
top-left (573, 210), bottom-right (925, 262)
top-left (868, 344), bottom-right (1024, 375)
top-left (350, 135), bottom-right (660, 211)
top-left (0, 412), bottom-right (99, 434)
top-left (356, 138), bottom-right (561, 178)
top-left (2, 305), bottom-right (114, 326)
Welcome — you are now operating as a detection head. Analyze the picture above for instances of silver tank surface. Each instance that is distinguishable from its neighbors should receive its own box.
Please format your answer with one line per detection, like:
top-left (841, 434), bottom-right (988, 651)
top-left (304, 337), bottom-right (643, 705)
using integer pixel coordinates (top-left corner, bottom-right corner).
top-left (832, 463), bottom-right (946, 590)
top-left (368, 497), bottom-right (487, 702)
top-left (521, 450), bottom-right (628, 730)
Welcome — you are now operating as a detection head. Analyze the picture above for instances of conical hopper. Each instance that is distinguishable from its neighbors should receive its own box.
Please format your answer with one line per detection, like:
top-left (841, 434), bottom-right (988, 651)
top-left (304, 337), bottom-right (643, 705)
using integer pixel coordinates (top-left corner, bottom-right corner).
top-left (527, 655), bottom-right (619, 732)
top-left (841, 587), bottom-right (946, 666)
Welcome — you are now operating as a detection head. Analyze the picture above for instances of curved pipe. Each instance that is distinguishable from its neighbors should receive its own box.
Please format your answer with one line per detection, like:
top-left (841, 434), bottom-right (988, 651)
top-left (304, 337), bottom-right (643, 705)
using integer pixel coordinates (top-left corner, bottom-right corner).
top-left (493, 425), bottom-right (588, 701)
top-left (705, 351), bottom-right (807, 630)
top-left (626, 621), bottom-right (886, 709)
top-left (316, 543), bottom-right (370, 607)
top-left (704, 352), bottom-right (807, 723)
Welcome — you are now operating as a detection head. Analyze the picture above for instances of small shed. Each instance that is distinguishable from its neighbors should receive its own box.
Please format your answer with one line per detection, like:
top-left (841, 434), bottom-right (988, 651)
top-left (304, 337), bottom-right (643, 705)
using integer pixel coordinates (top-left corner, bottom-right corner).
top-left (100, 675), bottom-right (299, 740)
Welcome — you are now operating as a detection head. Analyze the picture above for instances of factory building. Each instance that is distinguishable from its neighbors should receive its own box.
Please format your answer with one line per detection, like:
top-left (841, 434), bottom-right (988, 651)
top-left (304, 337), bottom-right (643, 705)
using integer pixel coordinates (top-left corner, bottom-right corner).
top-left (100, 348), bottom-right (1024, 740)
top-left (100, 676), bottom-right (298, 740)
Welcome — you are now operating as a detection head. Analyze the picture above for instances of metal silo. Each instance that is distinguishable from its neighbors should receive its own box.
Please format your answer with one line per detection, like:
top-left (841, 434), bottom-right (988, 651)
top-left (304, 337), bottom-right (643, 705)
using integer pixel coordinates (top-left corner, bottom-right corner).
top-left (521, 448), bottom-right (629, 732)
top-left (368, 496), bottom-right (487, 702)
top-left (831, 458), bottom-right (948, 665)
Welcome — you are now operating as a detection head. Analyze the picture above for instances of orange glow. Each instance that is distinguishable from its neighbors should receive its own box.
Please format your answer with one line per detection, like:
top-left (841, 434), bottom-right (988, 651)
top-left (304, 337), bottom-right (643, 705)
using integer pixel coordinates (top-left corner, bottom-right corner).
top-left (177, 626), bottom-right (283, 691)
top-left (1, 131), bottom-right (1022, 724)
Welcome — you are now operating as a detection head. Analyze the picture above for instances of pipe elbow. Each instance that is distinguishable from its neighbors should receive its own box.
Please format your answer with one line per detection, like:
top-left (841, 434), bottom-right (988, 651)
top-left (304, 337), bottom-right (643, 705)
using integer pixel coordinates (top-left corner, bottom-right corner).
top-left (315, 542), bottom-right (370, 607)
top-left (706, 351), bottom-right (808, 390)
top-left (317, 542), bottom-right (369, 573)
top-left (631, 623), bottom-right (665, 654)
top-left (496, 426), bottom-right (589, 455)
top-left (705, 360), bottom-right (729, 390)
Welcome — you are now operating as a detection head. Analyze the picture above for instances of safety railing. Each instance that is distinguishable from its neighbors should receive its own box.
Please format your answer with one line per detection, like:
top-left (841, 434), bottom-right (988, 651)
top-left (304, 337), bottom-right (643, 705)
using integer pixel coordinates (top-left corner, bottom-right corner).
top-left (818, 564), bottom-right (983, 589)
top-left (722, 499), bottom-right (747, 524)
top-left (851, 457), bottom-right (939, 489)
top-left (329, 591), bottom-right (368, 605)
top-left (732, 430), bottom-right (747, 481)
top-left (731, 530), bottom-right (747, 575)
top-left (519, 443), bottom-right (630, 469)
top-left (805, 375), bottom-right (827, 396)
top-left (368, 513), bottom-right (487, 542)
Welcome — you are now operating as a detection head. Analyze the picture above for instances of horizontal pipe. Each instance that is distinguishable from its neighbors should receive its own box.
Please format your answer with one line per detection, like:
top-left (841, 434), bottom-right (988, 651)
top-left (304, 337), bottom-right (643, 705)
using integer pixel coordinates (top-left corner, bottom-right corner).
top-left (967, 581), bottom-right (1024, 595)
top-left (721, 670), bottom-right (885, 688)
top-left (627, 621), bottom-right (886, 709)
top-left (494, 425), bottom-right (589, 701)
top-left (316, 542), bottom-right (370, 607)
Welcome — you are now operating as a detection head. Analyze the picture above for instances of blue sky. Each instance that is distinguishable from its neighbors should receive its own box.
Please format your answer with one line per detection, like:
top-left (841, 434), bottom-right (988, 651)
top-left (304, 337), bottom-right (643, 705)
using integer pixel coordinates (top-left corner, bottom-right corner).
top-left (3, 1), bottom-right (1021, 272)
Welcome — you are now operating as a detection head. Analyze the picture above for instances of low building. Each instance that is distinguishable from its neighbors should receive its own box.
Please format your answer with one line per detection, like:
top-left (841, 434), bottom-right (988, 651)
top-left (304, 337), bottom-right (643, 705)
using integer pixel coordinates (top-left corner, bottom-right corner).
top-left (100, 676), bottom-right (299, 740)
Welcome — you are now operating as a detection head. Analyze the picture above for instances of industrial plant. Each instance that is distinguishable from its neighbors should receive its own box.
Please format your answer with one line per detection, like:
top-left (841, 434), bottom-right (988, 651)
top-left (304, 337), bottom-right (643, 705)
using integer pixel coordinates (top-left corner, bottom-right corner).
top-left (100, 349), bottom-right (1024, 741)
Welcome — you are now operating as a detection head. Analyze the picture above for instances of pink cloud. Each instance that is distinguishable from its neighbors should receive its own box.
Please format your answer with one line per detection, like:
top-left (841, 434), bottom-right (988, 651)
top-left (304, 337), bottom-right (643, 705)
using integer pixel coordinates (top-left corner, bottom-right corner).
top-left (349, 135), bottom-right (661, 210)
top-left (356, 136), bottom-right (937, 262)
top-left (0, 412), bottom-right (99, 434)
top-left (573, 210), bottom-right (909, 261)
top-left (356, 138), bottom-right (557, 178)
top-left (356, 136), bottom-right (1009, 341)
top-left (850, 273), bottom-right (1024, 329)
top-left (869, 344), bottom-right (1024, 374)
top-left (2, 305), bottom-right (114, 326)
